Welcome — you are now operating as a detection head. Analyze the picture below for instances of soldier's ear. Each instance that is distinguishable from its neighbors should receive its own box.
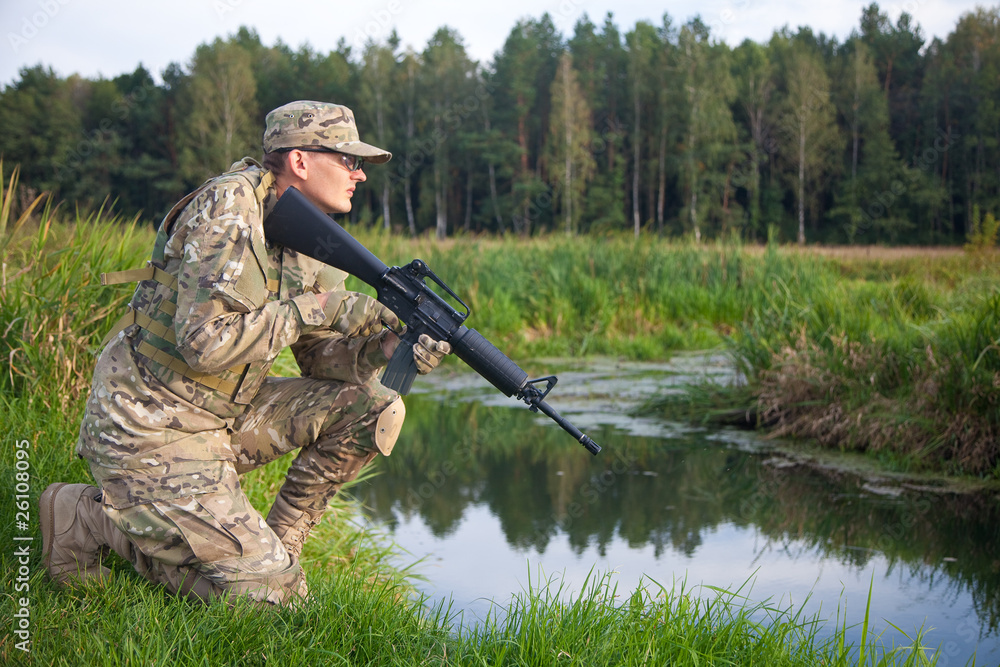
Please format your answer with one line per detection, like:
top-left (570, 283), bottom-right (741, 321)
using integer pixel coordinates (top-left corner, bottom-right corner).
top-left (286, 149), bottom-right (310, 180)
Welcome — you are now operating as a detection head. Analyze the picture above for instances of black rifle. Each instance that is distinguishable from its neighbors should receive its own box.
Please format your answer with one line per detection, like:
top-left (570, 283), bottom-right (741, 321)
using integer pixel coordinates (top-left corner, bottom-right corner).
top-left (264, 186), bottom-right (600, 455)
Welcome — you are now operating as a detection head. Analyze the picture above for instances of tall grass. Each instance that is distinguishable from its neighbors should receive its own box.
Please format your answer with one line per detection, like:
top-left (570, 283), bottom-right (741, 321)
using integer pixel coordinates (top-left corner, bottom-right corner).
top-left (344, 226), bottom-right (815, 360)
top-left (726, 246), bottom-right (1000, 476)
top-left (0, 195), bottom-right (149, 409)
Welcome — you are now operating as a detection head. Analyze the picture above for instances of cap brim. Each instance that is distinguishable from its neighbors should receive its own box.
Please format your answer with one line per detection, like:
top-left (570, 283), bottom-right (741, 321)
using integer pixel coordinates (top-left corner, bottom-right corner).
top-left (332, 141), bottom-right (392, 164)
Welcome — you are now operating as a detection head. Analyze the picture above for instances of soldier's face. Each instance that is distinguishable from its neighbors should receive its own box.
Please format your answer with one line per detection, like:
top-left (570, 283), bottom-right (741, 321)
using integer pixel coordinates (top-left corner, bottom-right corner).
top-left (298, 150), bottom-right (367, 214)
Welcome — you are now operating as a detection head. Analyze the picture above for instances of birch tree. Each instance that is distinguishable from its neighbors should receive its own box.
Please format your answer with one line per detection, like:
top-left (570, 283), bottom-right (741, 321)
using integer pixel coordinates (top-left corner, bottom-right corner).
top-left (421, 28), bottom-right (477, 240)
top-left (546, 51), bottom-right (595, 234)
top-left (361, 37), bottom-right (400, 230)
top-left (626, 21), bottom-right (659, 236)
top-left (677, 20), bottom-right (736, 242)
top-left (732, 40), bottom-right (774, 239)
top-left (182, 38), bottom-right (258, 178)
top-left (781, 43), bottom-right (838, 245)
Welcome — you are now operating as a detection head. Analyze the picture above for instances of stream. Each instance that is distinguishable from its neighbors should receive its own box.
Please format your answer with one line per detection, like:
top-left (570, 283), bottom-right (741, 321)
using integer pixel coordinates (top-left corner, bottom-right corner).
top-left (353, 354), bottom-right (999, 665)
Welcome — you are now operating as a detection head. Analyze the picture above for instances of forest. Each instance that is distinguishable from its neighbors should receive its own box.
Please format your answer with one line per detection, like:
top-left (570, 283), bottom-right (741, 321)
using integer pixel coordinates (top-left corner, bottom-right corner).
top-left (0, 2), bottom-right (998, 245)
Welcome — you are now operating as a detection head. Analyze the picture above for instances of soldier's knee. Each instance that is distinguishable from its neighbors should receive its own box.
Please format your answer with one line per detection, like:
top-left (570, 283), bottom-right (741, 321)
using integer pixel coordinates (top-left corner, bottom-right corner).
top-left (373, 397), bottom-right (406, 456)
top-left (209, 554), bottom-right (309, 608)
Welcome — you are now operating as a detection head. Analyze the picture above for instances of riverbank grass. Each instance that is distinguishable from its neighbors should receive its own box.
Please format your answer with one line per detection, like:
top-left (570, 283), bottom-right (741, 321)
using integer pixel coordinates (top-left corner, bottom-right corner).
top-left (464, 572), bottom-right (940, 666)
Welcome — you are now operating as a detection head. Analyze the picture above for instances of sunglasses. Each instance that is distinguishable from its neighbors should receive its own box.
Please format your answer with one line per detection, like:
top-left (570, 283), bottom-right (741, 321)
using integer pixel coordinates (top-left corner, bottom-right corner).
top-left (282, 147), bottom-right (365, 172)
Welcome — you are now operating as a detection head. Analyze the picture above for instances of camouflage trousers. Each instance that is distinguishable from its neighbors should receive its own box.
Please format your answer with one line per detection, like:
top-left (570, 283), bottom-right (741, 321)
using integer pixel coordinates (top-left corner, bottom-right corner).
top-left (96, 374), bottom-right (398, 607)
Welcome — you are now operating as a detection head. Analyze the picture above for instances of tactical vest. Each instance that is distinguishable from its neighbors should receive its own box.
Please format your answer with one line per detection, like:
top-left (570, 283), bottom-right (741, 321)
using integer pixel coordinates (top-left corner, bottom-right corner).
top-left (100, 158), bottom-right (278, 407)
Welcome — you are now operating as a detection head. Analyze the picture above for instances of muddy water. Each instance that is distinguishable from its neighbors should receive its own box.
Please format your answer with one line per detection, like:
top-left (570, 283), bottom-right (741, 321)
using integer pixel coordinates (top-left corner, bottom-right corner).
top-left (354, 354), bottom-right (999, 665)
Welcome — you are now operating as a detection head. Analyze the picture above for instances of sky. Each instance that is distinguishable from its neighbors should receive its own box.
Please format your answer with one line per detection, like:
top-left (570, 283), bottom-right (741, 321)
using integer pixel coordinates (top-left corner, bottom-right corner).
top-left (0, 0), bottom-right (990, 87)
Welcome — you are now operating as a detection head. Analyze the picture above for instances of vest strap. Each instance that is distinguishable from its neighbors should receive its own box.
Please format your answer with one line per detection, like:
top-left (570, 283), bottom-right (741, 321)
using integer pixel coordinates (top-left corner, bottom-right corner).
top-left (98, 162), bottom-right (271, 396)
top-left (253, 170), bottom-right (275, 205)
top-left (101, 265), bottom-right (178, 291)
top-left (99, 307), bottom-right (177, 348)
top-left (134, 340), bottom-right (241, 395)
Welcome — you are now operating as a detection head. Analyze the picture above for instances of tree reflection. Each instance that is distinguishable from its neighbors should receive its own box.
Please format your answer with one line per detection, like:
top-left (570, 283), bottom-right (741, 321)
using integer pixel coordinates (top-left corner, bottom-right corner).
top-left (353, 395), bottom-right (1000, 630)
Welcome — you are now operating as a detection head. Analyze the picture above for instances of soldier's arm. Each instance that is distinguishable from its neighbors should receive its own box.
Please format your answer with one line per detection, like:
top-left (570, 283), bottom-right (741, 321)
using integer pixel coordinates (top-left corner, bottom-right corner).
top-left (170, 179), bottom-right (339, 374)
top-left (291, 265), bottom-right (396, 383)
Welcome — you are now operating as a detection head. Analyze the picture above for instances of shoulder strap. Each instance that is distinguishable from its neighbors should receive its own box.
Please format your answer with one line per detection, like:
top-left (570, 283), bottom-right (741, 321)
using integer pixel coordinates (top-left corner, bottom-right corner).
top-left (100, 264), bottom-right (178, 291)
top-left (253, 170), bottom-right (275, 207)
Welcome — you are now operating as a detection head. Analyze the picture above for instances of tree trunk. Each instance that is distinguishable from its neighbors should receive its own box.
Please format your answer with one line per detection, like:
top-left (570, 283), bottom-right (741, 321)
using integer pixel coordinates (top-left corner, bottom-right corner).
top-left (483, 111), bottom-right (504, 234)
top-left (656, 120), bottom-right (667, 232)
top-left (632, 84), bottom-right (641, 237)
top-left (488, 163), bottom-right (503, 234)
top-left (404, 173), bottom-right (416, 236)
top-left (564, 61), bottom-right (573, 234)
top-left (517, 93), bottom-right (529, 174)
top-left (798, 114), bottom-right (806, 246)
top-left (382, 181), bottom-right (391, 231)
top-left (464, 165), bottom-right (473, 232)
top-left (434, 157), bottom-right (446, 240)
top-left (405, 69), bottom-right (417, 236)
top-left (690, 183), bottom-right (700, 243)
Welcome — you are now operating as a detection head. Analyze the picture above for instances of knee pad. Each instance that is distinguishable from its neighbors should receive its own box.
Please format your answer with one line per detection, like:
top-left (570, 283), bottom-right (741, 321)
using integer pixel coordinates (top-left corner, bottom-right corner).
top-left (373, 397), bottom-right (405, 456)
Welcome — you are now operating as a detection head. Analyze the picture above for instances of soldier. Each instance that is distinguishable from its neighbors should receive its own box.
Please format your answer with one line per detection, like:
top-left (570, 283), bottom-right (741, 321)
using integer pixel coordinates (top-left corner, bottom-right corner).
top-left (39, 100), bottom-right (450, 606)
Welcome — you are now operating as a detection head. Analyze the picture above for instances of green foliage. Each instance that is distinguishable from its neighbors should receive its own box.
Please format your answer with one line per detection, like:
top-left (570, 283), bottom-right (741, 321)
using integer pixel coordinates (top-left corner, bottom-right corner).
top-left (965, 206), bottom-right (1000, 252)
top-left (460, 573), bottom-right (941, 666)
top-left (178, 38), bottom-right (259, 180)
top-left (2, 6), bottom-right (999, 243)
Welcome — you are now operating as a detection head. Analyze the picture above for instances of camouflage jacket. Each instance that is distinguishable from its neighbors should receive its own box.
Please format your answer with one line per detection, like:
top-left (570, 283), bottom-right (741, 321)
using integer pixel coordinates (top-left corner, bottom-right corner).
top-left (77, 159), bottom-right (390, 507)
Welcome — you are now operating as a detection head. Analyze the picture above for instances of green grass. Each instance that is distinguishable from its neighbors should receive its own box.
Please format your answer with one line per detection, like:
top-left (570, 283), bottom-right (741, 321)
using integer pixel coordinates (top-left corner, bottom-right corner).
top-left (0, 173), bottom-right (962, 664)
top-left (463, 573), bottom-right (941, 667)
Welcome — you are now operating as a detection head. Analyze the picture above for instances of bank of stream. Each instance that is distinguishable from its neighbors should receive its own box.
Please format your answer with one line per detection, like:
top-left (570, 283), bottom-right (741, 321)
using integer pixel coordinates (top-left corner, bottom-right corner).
top-left (354, 353), bottom-right (1000, 665)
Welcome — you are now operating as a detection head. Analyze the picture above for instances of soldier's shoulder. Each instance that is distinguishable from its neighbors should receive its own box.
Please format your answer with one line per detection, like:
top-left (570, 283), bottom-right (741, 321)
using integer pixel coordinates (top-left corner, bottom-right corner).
top-left (179, 162), bottom-right (265, 220)
top-left (210, 160), bottom-right (266, 199)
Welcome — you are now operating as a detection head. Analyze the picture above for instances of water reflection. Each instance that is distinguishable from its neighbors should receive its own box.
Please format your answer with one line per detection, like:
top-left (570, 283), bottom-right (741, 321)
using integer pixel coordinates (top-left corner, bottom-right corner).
top-left (353, 362), bottom-right (1000, 664)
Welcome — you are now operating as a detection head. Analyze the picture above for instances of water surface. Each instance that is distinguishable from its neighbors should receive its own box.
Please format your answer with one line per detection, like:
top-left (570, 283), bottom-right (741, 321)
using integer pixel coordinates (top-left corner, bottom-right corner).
top-left (355, 355), bottom-right (999, 665)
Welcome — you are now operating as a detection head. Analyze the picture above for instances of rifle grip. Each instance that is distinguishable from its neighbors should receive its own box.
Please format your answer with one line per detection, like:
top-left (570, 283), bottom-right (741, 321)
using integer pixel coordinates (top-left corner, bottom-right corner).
top-left (381, 339), bottom-right (418, 395)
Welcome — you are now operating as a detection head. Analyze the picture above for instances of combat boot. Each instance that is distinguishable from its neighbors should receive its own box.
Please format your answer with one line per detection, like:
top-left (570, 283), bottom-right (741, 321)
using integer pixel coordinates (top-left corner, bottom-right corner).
top-left (39, 482), bottom-right (130, 586)
top-left (265, 494), bottom-right (327, 559)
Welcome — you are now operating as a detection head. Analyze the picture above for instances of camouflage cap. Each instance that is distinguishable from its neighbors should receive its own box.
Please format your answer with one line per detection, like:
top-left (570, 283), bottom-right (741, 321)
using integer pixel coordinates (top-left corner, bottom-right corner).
top-left (262, 101), bottom-right (391, 164)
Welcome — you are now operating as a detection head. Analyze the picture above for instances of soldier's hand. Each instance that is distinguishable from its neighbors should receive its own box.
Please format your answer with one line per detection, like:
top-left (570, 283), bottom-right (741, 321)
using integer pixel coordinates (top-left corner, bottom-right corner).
top-left (413, 334), bottom-right (451, 374)
top-left (319, 291), bottom-right (401, 337)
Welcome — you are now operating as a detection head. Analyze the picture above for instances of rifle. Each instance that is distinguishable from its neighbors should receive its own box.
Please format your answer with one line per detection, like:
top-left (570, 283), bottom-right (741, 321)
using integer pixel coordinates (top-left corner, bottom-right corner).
top-left (264, 186), bottom-right (601, 455)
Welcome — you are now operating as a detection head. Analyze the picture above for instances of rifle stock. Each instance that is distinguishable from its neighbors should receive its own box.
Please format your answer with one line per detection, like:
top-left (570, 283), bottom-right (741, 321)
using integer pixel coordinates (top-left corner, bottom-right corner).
top-left (264, 186), bottom-right (601, 455)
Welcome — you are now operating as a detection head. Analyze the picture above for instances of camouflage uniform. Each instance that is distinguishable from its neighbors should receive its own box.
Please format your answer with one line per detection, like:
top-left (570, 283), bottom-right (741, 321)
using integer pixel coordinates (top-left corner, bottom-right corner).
top-left (71, 102), bottom-right (405, 606)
